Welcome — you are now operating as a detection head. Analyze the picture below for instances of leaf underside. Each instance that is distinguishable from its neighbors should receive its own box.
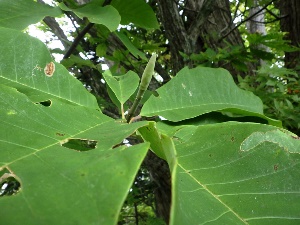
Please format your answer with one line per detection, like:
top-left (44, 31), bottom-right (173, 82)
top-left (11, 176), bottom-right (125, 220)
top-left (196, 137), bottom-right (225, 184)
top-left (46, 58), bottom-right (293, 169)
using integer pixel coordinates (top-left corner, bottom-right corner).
top-left (165, 122), bottom-right (300, 225)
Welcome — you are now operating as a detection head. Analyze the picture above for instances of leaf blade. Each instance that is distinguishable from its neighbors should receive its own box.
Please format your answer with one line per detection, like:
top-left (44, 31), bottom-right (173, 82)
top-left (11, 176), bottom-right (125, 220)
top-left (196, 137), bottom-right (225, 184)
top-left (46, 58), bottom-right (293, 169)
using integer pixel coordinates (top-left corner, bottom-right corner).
top-left (102, 70), bottom-right (140, 104)
top-left (111, 0), bottom-right (159, 29)
top-left (167, 122), bottom-right (300, 224)
top-left (141, 67), bottom-right (281, 126)
top-left (0, 28), bottom-right (98, 109)
top-left (0, 0), bottom-right (62, 30)
top-left (0, 85), bottom-right (150, 225)
top-left (59, 1), bottom-right (120, 32)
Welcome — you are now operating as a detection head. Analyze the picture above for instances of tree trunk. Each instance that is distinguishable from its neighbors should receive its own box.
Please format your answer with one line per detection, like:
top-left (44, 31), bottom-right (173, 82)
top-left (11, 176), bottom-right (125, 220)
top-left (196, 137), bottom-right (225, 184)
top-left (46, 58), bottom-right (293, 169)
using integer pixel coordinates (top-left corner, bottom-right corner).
top-left (157, 0), bottom-right (255, 78)
top-left (247, 0), bottom-right (267, 35)
top-left (143, 151), bottom-right (171, 224)
top-left (275, 0), bottom-right (300, 71)
top-left (246, 0), bottom-right (270, 66)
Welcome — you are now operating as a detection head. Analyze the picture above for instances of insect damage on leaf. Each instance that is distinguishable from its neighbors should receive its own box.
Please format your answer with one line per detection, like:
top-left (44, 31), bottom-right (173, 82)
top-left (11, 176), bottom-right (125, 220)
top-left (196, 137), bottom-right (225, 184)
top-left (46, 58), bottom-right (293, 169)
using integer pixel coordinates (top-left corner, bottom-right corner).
top-left (56, 132), bottom-right (65, 137)
top-left (36, 99), bottom-right (52, 107)
top-left (240, 129), bottom-right (300, 153)
top-left (61, 138), bottom-right (98, 151)
top-left (0, 168), bottom-right (21, 197)
top-left (44, 62), bottom-right (55, 77)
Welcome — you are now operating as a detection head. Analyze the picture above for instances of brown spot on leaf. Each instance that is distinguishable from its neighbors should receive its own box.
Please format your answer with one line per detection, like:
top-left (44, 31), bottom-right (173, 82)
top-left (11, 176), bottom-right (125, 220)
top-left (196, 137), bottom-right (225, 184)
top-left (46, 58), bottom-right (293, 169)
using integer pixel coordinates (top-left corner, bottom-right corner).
top-left (44, 62), bottom-right (55, 77)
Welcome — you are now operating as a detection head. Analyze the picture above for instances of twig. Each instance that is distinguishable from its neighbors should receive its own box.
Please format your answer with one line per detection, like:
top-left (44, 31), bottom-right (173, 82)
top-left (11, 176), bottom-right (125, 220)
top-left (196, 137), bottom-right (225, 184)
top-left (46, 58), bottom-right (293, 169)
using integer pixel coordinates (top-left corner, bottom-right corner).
top-left (233, 0), bottom-right (241, 20)
top-left (134, 202), bottom-right (139, 225)
top-left (65, 13), bottom-right (80, 35)
top-left (265, 8), bottom-right (288, 20)
top-left (102, 109), bottom-right (119, 119)
top-left (218, 0), bottom-right (276, 43)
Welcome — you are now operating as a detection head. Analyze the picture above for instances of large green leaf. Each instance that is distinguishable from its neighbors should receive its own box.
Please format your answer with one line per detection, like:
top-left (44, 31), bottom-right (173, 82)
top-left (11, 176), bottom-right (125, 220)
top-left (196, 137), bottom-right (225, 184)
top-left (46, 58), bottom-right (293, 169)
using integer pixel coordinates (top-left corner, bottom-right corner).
top-left (59, 0), bottom-right (120, 32)
top-left (0, 0), bottom-right (62, 30)
top-left (141, 67), bottom-right (281, 126)
top-left (111, 0), bottom-right (159, 29)
top-left (0, 27), bottom-right (98, 109)
top-left (0, 85), bottom-right (149, 225)
top-left (0, 27), bottom-right (150, 224)
top-left (162, 122), bottom-right (300, 224)
top-left (102, 70), bottom-right (140, 104)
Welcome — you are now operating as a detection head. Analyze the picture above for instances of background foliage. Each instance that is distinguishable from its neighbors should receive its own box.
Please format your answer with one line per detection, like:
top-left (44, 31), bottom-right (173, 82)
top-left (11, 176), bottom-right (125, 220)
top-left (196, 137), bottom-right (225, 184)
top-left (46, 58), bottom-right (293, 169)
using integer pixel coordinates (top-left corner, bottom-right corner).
top-left (0, 0), bottom-right (300, 224)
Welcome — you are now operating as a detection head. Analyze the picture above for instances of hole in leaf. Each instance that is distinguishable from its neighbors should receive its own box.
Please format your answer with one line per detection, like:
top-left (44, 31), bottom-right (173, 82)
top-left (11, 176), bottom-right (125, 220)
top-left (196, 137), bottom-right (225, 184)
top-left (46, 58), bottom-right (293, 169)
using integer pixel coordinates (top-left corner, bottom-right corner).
top-left (112, 142), bottom-right (124, 149)
top-left (112, 139), bottom-right (131, 149)
top-left (0, 168), bottom-right (21, 197)
top-left (36, 100), bottom-right (52, 107)
top-left (62, 139), bottom-right (97, 151)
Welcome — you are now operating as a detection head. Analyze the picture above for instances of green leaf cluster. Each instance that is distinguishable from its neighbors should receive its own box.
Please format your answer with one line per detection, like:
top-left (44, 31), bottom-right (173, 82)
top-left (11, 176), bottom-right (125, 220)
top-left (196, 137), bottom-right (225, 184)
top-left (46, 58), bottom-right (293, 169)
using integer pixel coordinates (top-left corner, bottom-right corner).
top-left (239, 64), bottom-right (300, 130)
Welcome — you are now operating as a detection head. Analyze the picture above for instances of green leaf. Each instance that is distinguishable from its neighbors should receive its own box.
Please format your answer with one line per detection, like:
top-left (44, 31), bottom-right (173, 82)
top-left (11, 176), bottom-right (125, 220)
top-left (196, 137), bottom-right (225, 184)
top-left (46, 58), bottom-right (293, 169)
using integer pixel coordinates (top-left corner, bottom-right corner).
top-left (61, 55), bottom-right (97, 69)
top-left (0, 85), bottom-right (149, 225)
top-left (0, 0), bottom-right (62, 30)
top-left (138, 122), bottom-right (166, 160)
top-left (102, 70), bottom-right (140, 104)
top-left (106, 85), bottom-right (122, 111)
top-left (59, 0), bottom-right (120, 32)
top-left (115, 31), bottom-right (147, 60)
top-left (111, 0), bottom-right (159, 29)
top-left (165, 122), bottom-right (300, 224)
top-left (0, 27), bottom-right (98, 109)
top-left (257, 64), bottom-right (298, 78)
top-left (141, 67), bottom-right (281, 126)
top-left (250, 47), bottom-right (275, 61)
top-left (96, 43), bottom-right (108, 57)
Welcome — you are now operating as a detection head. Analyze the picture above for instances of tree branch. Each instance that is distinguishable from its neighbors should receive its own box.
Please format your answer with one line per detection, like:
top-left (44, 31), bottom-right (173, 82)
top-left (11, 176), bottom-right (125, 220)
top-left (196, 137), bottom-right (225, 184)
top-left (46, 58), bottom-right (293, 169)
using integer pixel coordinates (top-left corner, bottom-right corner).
top-left (63, 22), bottom-right (94, 59)
top-left (187, 0), bottom-right (216, 46)
top-left (37, 0), bottom-right (70, 49)
top-left (218, 0), bottom-right (276, 42)
top-left (156, 0), bottom-right (192, 73)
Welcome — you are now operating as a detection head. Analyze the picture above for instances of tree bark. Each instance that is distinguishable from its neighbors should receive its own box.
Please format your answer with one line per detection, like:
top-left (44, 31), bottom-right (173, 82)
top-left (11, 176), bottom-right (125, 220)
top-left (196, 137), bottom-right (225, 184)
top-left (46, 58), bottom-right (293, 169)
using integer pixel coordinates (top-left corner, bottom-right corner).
top-left (275, 0), bottom-right (300, 71)
top-left (246, 0), bottom-right (270, 66)
top-left (200, 0), bottom-right (256, 76)
top-left (157, 0), bottom-right (255, 78)
top-left (143, 151), bottom-right (171, 224)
